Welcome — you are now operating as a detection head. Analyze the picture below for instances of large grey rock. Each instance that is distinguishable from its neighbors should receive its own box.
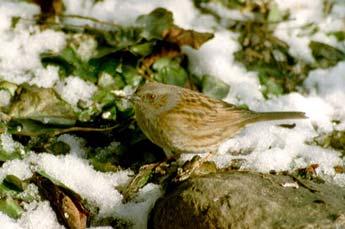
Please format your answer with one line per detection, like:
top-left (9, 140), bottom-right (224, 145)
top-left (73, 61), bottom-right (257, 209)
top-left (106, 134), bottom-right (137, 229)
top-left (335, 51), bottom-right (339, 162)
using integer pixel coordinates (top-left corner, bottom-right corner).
top-left (149, 171), bottom-right (345, 229)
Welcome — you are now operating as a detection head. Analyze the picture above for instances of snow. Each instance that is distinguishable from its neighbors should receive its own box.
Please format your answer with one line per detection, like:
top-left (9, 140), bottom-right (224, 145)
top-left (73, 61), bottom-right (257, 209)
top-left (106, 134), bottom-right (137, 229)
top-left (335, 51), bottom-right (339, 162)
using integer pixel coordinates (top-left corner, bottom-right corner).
top-left (0, 159), bottom-right (32, 182)
top-left (305, 62), bottom-right (345, 122)
top-left (63, 0), bottom-right (212, 30)
top-left (29, 153), bottom-right (129, 216)
top-left (1, 133), bottom-right (18, 153)
top-left (0, 212), bottom-right (23, 229)
top-left (182, 31), bottom-right (263, 105)
top-left (0, 28), bottom-right (66, 84)
top-left (0, 151), bottom-right (161, 228)
top-left (29, 66), bottom-right (60, 88)
top-left (0, 0), bottom-right (344, 228)
top-left (116, 183), bottom-right (162, 229)
top-left (201, 2), bottom-right (254, 28)
top-left (28, 153), bottom-right (160, 228)
top-left (55, 76), bottom-right (97, 107)
top-left (273, 0), bottom-right (345, 62)
top-left (0, 90), bottom-right (11, 107)
top-left (56, 134), bottom-right (88, 158)
top-left (18, 202), bottom-right (64, 229)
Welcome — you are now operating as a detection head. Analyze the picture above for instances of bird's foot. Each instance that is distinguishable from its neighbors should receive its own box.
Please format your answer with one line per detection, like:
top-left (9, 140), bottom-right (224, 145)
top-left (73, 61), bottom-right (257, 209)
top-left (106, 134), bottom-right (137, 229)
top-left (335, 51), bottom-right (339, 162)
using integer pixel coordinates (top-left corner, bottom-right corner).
top-left (173, 152), bottom-right (215, 183)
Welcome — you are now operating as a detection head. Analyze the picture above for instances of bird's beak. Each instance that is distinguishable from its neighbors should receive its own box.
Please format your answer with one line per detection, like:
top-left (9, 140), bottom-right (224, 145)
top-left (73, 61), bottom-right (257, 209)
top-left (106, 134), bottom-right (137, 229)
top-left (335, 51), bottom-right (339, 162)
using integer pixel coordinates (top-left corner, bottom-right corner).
top-left (110, 90), bottom-right (141, 103)
top-left (129, 94), bottom-right (141, 103)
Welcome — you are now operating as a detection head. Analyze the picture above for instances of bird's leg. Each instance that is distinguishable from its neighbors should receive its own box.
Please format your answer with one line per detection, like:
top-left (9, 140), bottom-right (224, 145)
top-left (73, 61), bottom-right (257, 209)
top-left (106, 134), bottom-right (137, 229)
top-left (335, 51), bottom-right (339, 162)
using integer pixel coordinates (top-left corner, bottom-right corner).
top-left (173, 152), bottom-right (214, 183)
top-left (150, 157), bottom-right (177, 175)
top-left (141, 149), bottom-right (178, 175)
top-left (122, 156), bottom-right (177, 202)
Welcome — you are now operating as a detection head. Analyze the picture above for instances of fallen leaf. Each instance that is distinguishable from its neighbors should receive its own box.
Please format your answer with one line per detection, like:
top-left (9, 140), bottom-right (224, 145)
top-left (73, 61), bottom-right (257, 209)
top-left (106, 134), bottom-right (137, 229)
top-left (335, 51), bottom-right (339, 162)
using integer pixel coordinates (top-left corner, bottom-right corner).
top-left (31, 0), bottom-right (64, 24)
top-left (334, 166), bottom-right (345, 174)
top-left (122, 164), bottom-right (154, 202)
top-left (32, 173), bottom-right (89, 229)
top-left (162, 27), bottom-right (214, 49)
top-left (7, 85), bottom-right (76, 126)
top-left (0, 197), bottom-right (23, 219)
top-left (310, 41), bottom-right (345, 68)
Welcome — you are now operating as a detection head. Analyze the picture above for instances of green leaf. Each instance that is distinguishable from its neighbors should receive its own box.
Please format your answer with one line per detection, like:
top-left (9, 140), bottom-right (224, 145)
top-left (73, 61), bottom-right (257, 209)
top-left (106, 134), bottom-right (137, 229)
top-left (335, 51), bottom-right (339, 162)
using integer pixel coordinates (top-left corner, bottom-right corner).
top-left (7, 85), bottom-right (77, 126)
top-left (41, 47), bottom-right (98, 82)
top-left (97, 73), bottom-right (116, 89)
top-left (136, 8), bottom-right (213, 48)
top-left (93, 46), bottom-right (119, 59)
top-left (327, 31), bottom-right (345, 41)
top-left (90, 58), bottom-right (124, 88)
top-left (35, 171), bottom-right (67, 188)
top-left (122, 164), bottom-right (154, 202)
top-left (0, 135), bottom-right (24, 162)
top-left (93, 89), bottom-right (116, 107)
top-left (0, 197), bottom-right (23, 219)
top-left (152, 57), bottom-right (188, 87)
top-left (102, 27), bottom-right (142, 49)
top-left (310, 41), bottom-right (345, 68)
top-left (90, 142), bottom-right (124, 167)
top-left (3, 175), bottom-right (27, 192)
top-left (6, 119), bottom-right (65, 136)
top-left (129, 42), bottom-right (155, 56)
top-left (114, 99), bottom-right (133, 117)
top-left (102, 107), bottom-right (117, 120)
top-left (0, 149), bottom-right (21, 162)
top-left (0, 183), bottom-right (18, 198)
top-left (90, 159), bottom-right (120, 173)
top-left (268, 2), bottom-right (285, 22)
top-left (136, 8), bottom-right (174, 40)
top-left (0, 81), bottom-right (17, 97)
top-left (259, 74), bottom-right (284, 97)
top-left (201, 75), bottom-right (230, 99)
top-left (121, 66), bottom-right (142, 86)
top-left (48, 141), bottom-right (71, 155)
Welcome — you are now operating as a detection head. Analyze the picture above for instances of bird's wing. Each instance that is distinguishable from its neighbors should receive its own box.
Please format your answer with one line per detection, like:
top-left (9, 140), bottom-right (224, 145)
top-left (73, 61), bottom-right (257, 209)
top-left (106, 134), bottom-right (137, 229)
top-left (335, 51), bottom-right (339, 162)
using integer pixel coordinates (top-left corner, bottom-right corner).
top-left (158, 90), bottom-right (253, 152)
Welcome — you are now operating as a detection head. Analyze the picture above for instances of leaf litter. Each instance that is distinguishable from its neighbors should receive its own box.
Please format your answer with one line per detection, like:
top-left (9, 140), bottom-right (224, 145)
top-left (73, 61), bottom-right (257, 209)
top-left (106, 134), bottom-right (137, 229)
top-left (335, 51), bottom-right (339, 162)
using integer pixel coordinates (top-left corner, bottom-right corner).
top-left (0, 0), bottom-right (344, 228)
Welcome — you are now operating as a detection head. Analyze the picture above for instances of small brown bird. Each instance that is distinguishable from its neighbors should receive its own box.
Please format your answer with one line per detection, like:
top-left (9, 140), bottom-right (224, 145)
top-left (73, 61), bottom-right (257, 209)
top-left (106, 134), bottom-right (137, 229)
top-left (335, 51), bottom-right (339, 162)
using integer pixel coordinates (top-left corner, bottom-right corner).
top-left (132, 81), bottom-right (306, 158)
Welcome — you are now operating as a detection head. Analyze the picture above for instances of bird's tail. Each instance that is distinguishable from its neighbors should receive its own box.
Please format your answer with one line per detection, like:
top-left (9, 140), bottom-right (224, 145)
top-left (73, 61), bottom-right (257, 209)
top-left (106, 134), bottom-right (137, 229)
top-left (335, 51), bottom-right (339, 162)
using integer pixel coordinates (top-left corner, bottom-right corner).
top-left (246, 111), bottom-right (307, 124)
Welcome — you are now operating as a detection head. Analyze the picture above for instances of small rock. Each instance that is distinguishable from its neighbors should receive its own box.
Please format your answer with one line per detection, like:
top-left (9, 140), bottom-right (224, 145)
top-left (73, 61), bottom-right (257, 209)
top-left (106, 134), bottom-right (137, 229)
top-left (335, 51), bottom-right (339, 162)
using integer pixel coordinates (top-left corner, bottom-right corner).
top-left (149, 171), bottom-right (345, 229)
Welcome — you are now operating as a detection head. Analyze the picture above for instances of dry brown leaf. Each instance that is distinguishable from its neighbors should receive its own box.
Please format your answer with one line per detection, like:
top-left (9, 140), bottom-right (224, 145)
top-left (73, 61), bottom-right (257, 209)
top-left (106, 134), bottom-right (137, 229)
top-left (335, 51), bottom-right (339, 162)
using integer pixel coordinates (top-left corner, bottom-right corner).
top-left (162, 27), bottom-right (214, 49)
top-left (33, 174), bottom-right (89, 229)
top-left (306, 164), bottom-right (319, 175)
top-left (334, 166), bottom-right (345, 174)
top-left (62, 196), bottom-right (87, 229)
top-left (31, 0), bottom-right (64, 16)
top-left (138, 45), bottom-right (182, 79)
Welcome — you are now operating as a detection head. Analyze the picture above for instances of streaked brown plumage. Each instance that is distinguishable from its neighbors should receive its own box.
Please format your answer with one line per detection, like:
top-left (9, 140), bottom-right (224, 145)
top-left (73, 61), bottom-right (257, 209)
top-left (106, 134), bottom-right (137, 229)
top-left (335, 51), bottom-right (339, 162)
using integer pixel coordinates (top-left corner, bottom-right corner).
top-left (132, 81), bottom-right (306, 158)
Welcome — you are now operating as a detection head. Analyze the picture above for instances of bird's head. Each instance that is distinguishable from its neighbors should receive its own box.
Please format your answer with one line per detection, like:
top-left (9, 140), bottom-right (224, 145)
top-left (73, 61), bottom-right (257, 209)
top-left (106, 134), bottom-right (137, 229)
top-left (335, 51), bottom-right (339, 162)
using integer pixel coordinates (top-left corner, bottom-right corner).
top-left (132, 82), bottom-right (181, 115)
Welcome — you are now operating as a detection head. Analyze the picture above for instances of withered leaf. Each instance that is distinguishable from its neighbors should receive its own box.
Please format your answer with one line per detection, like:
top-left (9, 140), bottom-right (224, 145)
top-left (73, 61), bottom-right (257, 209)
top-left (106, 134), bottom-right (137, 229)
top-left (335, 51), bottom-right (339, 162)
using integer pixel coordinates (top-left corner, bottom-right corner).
top-left (163, 27), bottom-right (214, 49)
top-left (310, 41), bottom-right (345, 68)
top-left (32, 173), bottom-right (89, 229)
top-left (122, 164), bottom-right (155, 203)
top-left (62, 195), bottom-right (88, 229)
top-left (7, 84), bottom-right (76, 126)
top-left (31, 0), bottom-right (64, 18)
top-left (334, 166), bottom-right (345, 174)
top-left (136, 8), bottom-right (213, 49)
top-left (136, 8), bottom-right (174, 40)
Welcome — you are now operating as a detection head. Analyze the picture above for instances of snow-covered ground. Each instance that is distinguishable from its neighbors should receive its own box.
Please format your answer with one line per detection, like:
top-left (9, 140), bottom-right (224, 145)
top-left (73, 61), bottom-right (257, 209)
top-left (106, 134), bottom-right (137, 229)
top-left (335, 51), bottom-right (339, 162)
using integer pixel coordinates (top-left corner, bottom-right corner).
top-left (0, 0), bottom-right (344, 228)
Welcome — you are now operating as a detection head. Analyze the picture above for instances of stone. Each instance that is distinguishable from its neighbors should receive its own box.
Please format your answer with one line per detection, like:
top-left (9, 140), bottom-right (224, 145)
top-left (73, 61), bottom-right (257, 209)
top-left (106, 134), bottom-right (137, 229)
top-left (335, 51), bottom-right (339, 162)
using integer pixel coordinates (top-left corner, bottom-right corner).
top-left (149, 171), bottom-right (345, 229)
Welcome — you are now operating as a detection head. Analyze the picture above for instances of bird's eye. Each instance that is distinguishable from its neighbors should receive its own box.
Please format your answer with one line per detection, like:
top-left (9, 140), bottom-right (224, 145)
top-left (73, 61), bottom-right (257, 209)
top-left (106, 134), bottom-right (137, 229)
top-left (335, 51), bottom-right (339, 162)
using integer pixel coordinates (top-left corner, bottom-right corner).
top-left (147, 94), bottom-right (156, 100)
